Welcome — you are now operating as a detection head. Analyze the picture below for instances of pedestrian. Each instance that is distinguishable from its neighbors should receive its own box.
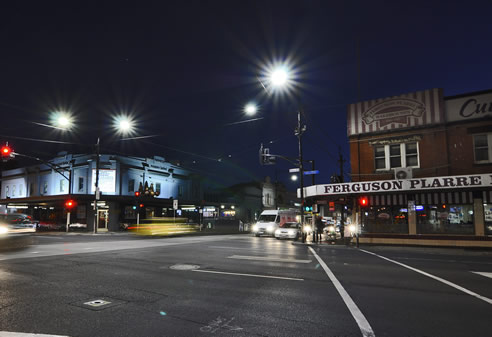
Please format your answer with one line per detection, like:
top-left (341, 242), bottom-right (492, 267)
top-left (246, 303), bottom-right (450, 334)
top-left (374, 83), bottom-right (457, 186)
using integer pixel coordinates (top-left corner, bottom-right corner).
top-left (316, 216), bottom-right (324, 242)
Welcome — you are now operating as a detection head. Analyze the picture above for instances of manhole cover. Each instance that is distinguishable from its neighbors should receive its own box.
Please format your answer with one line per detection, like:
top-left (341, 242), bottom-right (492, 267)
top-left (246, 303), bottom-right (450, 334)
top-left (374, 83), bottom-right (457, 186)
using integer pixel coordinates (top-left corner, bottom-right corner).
top-left (170, 264), bottom-right (200, 270)
top-left (84, 299), bottom-right (111, 307)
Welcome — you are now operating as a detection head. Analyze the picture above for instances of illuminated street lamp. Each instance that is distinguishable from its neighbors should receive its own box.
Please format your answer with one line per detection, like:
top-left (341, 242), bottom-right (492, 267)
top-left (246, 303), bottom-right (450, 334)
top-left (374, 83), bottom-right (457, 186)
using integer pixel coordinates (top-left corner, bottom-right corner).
top-left (244, 103), bottom-right (257, 116)
top-left (291, 174), bottom-right (298, 181)
top-left (112, 115), bottom-right (135, 136)
top-left (260, 63), bottom-right (307, 241)
top-left (52, 112), bottom-right (73, 130)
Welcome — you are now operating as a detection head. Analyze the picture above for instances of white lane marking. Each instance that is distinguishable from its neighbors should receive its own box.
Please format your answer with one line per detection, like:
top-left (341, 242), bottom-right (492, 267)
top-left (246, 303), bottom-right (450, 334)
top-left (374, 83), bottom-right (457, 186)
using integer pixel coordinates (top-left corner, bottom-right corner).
top-left (192, 269), bottom-right (303, 281)
top-left (309, 247), bottom-right (375, 337)
top-left (83, 248), bottom-right (93, 250)
top-left (0, 332), bottom-right (69, 337)
top-left (227, 255), bottom-right (311, 263)
top-left (360, 249), bottom-right (492, 305)
top-left (472, 271), bottom-right (492, 279)
top-left (31, 252), bottom-right (39, 254)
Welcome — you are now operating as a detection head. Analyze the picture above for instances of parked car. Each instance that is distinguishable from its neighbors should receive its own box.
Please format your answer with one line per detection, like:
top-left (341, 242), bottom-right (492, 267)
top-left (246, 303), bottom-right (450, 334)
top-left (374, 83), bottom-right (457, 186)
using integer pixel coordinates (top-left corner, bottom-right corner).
top-left (274, 222), bottom-right (301, 240)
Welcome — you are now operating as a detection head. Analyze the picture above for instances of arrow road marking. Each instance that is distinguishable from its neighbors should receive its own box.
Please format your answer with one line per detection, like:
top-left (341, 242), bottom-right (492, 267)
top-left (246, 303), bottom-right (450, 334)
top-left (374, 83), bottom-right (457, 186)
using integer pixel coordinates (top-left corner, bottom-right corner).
top-left (472, 271), bottom-right (492, 279)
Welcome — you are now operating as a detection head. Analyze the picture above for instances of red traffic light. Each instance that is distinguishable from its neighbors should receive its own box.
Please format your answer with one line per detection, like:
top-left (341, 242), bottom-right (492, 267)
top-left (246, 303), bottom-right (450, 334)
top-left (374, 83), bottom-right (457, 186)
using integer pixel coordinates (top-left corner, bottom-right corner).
top-left (139, 203), bottom-right (144, 208)
top-left (65, 199), bottom-right (76, 209)
top-left (359, 196), bottom-right (369, 207)
top-left (135, 191), bottom-right (140, 197)
top-left (1, 145), bottom-right (12, 156)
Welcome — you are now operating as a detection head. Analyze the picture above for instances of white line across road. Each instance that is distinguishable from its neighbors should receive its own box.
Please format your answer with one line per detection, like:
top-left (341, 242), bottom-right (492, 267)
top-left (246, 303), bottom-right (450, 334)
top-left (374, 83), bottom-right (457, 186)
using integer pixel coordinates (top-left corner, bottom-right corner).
top-left (360, 249), bottom-right (492, 305)
top-left (471, 271), bottom-right (492, 279)
top-left (308, 247), bottom-right (375, 337)
top-left (192, 269), bottom-right (304, 281)
top-left (0, 332), bottom-right (69, 337)
top-left (227, 255), bottom-right (312, 264)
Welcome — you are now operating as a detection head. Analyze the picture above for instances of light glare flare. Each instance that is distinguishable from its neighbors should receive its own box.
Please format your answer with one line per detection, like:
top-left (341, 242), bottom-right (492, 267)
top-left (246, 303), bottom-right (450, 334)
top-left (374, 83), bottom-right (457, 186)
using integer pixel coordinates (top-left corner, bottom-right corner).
top-left (244, 103), bottom-right (257, 115)
top-left (113, 115), bottom-right (136, 136)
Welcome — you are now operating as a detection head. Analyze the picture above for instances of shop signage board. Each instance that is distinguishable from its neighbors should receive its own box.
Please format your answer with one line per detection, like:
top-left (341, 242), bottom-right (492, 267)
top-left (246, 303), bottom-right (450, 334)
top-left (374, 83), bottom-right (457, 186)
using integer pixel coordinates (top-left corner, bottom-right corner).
top-left (347, 88), bottom-right (444, 136)
top-left (445, 91), bottom-right (492, 122)
top-left (301, 173), bottom-right (492, 197)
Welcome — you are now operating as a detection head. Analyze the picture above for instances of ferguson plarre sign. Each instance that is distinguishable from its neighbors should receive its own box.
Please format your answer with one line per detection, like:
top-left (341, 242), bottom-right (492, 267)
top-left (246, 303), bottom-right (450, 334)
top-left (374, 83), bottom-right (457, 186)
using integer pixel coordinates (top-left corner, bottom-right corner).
top-left (308, 174), bottom-right (492, 197)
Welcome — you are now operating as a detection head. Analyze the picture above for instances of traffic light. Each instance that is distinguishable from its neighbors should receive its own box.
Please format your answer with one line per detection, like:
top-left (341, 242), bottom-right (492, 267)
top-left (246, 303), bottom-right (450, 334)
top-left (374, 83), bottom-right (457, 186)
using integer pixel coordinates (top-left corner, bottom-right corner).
top-left (65, 199), bottom-right (76, 209)
top-left (359, 196), bottom-right (369, 207)
top-left (1, 143), bottom-right (13, 161)
top-left (139, 203), bottom-right (144, 209)
top-left (259, 144), bottom-right (276, 165)
top-left (134, 191), bottom-right (140, 197)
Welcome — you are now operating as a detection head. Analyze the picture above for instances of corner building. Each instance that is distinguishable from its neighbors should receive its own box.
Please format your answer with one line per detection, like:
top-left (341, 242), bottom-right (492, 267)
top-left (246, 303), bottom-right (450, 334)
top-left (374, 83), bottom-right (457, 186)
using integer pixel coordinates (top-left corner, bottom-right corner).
top-left (306, 88), bottom-right (492, 246)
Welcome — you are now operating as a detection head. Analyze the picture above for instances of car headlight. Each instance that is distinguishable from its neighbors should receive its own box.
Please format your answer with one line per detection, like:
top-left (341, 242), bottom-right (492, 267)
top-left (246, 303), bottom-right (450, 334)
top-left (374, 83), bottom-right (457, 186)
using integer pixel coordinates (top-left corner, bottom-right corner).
top-left (349, 225), bottom-right (356, 232)
top-left (303, 225), bottom-right (311, 232)
top-left (252, 224), bottom-right (258, 231)
top-left (328, 226), bottom-right (335, 232)
top-left (274, 229), bottom-right (281, 235)
top-left (0, 226), bottom-right (8, 235)
top-left (266, 226), bottom-right (274, 232)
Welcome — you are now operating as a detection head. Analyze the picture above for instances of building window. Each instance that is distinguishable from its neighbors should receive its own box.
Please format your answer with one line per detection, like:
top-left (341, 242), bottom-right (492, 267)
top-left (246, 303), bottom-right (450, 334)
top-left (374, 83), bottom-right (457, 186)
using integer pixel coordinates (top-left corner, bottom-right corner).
top-left (43, 182), bottom-right (48, 194)
top-left (473, 134), bottom-right (490, 163)
top-left (156, 183), bottom-right (161, 194)
top-left (417, 205), bottom-right (474, 235)
top-left (19, 184), bottom-right (23, 196)
top-left (374, 142), bottom-right (419, 170)
top-left (12, 185), bottom-right (16, 197)
top-left (60, 179), bottom-right (66, 193)
top-left (6, 186), bottom-right (9, 197)
top-left (128, 179), bottom-right (135, 193)
top-left (374, 146), bottom-right (386, 170)
top-left (30, 183), bottom-right (34, 196)
top-left (178, 185), bottom-right (183, 197)
top-left (78, 177), bottom-right (84, 192)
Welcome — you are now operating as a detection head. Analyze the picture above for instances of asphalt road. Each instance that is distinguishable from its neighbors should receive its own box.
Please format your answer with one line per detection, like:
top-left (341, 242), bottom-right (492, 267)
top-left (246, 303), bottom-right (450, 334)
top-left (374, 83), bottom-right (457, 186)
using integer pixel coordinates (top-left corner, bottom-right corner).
top-left (0, 234), bottom-right (491, 337)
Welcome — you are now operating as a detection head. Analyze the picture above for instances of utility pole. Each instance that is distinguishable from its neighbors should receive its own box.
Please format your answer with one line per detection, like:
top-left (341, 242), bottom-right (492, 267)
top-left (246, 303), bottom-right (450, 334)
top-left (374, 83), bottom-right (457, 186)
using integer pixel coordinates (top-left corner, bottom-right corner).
top-left (296, 110), bottom-right (307, 242)
top-left (338, 146), bottom-right (346, 239)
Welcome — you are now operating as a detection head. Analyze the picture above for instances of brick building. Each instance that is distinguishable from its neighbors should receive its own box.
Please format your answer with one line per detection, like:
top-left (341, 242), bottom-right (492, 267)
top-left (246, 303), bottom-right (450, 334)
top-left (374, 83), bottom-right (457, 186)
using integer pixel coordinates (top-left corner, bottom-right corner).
top-left (304, 88), bottom-right (492, 246)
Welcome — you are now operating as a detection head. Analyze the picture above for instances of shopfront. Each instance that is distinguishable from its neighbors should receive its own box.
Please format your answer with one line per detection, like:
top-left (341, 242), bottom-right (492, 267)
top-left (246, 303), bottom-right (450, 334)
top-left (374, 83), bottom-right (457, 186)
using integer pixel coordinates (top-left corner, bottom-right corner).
top-left (304, 173), bottom-right (491, 237)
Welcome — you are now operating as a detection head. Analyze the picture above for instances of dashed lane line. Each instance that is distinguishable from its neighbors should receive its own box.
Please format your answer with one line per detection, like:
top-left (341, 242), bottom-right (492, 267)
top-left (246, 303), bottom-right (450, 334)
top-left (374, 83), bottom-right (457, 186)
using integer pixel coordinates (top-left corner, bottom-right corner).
top-left (192, 269), bottom-right (304, 281)
top-left (360, 249), bottom-right (492, 305)
top-left (227, 255), bottom-right (312, 263)
top-left (308, 247), bottom-right (375, 337)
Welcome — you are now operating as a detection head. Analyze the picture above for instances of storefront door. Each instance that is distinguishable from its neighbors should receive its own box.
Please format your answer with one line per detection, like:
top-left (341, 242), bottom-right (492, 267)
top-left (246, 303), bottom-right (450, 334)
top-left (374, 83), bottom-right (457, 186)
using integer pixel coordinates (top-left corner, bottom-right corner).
top-left (98, 210), bottom-right (108, 230)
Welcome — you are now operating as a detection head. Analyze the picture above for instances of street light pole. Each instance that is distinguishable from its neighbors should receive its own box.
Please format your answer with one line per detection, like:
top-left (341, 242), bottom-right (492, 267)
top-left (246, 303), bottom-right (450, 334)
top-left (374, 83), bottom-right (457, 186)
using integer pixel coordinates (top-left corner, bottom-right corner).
top-left (296, 110), bottom-right (307, 242)
top-left (93, 137), bottom-right (100, 234)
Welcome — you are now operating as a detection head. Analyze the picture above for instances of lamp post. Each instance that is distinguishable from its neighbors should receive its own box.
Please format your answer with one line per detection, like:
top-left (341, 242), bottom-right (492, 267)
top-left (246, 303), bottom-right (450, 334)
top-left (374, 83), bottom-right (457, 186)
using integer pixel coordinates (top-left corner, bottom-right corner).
top-left (51, 112), bottom-right (136, 234)
top-left (259, 64), bottom-right (308, 242)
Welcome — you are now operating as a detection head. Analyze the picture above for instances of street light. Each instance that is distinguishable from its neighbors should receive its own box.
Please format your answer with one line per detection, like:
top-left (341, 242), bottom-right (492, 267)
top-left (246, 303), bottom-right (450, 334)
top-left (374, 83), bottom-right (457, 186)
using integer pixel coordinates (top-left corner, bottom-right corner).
top-left (244, 103), bottom-right (258, 116)
top-left (52, 112), bottom-right (74, 130)
top-left (259, 64), bottom-right (307, 241)
top-left (48, 113), bottom-right (137, 233)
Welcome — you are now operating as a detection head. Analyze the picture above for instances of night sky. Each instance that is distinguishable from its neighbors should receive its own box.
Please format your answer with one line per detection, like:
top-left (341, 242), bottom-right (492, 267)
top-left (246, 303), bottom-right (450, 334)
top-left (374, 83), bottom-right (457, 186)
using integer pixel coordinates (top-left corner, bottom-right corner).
top-left (1, 1), bottom-right (491, 191)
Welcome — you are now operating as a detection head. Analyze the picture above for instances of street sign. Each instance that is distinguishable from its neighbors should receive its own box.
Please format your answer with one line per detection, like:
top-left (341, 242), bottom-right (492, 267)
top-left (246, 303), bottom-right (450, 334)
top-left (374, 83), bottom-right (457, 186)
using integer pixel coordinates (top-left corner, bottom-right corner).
top-left (289, 168), bottom-right (300, 173)
top-left (303, 170), bottom-right (319, 175)
top-left (173, 199), bottom-right (179, 210)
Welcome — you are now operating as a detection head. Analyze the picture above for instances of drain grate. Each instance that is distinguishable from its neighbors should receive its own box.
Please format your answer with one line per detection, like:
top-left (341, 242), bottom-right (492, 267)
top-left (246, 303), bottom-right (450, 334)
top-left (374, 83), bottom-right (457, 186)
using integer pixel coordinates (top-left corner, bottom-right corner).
top-left (170, 264), bottom-right (200, 270)
top-left (71, 297), bottom-right (126, 311)
top-left (84, 299), bottom-right (112, 307)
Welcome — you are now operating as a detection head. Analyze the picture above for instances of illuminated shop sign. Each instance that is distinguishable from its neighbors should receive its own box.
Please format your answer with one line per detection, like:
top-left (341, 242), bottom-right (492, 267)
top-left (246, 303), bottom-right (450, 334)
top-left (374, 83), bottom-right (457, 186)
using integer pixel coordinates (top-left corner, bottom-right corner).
top-left (91, 169), bottom-right (116, 193)
top-left (305, 174), bottom-right (492, 197)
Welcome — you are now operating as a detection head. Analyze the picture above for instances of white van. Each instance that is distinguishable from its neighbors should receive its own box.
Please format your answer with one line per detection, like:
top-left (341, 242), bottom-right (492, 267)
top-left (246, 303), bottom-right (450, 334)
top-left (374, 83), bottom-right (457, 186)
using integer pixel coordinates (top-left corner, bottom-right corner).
top-left (251, 209), bottom-right (298, 237)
